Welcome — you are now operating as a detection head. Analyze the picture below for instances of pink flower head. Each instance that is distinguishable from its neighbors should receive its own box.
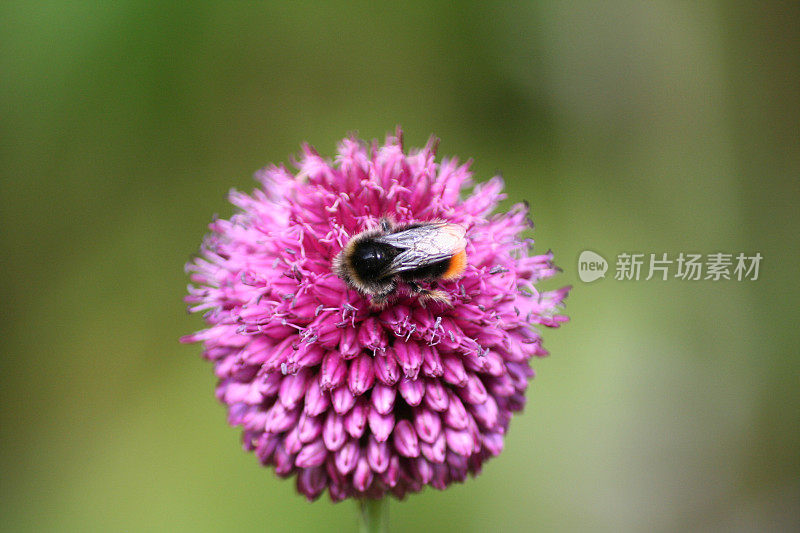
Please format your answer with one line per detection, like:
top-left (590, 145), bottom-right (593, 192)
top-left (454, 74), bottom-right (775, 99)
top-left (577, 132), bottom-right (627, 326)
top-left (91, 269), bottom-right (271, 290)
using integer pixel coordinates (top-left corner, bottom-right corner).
top-left (183, 129), bottom-right (570, 501)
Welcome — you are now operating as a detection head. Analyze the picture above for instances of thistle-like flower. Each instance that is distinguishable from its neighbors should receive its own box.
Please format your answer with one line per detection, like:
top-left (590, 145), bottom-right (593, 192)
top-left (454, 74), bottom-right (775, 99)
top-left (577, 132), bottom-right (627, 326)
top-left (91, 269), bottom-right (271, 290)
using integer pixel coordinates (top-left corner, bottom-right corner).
top-left (182, 130), bottom-right (569, 501)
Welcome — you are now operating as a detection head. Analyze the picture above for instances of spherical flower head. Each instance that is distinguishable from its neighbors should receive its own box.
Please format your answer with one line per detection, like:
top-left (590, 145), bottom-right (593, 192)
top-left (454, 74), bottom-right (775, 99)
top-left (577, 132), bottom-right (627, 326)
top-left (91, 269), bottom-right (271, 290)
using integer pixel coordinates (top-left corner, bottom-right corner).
top-left (183, 130), bottom-right (570, 501)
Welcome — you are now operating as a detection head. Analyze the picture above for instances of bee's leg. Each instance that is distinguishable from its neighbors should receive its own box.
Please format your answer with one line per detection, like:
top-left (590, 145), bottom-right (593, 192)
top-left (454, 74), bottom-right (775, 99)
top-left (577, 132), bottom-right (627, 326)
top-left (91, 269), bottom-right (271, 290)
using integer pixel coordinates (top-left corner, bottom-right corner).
top-left (407, 281), bottom-right (452, 307)
top-left (406, 280), bottom-right (424, 295)
top-left (370, 280), bottom-right (397, 309)
top-left (380, 218), bottom-right (392, 232)
top-left (370, 295), bottom-right (388, 309)
top-left (421, 290), bottom-right (452, 307)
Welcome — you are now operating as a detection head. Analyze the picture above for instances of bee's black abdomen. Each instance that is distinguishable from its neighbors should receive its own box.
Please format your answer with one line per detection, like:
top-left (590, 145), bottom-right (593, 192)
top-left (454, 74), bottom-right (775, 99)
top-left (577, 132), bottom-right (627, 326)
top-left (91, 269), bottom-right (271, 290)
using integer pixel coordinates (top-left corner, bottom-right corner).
top-left (351, 241), bottom-right (397, 281)
top-left (399, 257), bottom-right (450, 281)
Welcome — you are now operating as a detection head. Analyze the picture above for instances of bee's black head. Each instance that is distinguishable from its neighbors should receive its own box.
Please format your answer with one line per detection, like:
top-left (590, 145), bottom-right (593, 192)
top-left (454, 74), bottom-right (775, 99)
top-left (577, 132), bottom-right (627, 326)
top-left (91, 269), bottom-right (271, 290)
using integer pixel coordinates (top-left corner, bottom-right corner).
top-left (351, 240), bottom-right (396, 281)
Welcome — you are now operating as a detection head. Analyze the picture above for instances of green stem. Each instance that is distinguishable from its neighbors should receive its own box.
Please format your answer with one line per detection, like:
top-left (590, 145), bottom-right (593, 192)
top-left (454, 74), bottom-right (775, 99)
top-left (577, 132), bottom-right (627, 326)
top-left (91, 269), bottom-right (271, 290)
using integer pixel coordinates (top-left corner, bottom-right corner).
top-left (357, 498), bottom-right (388, 533)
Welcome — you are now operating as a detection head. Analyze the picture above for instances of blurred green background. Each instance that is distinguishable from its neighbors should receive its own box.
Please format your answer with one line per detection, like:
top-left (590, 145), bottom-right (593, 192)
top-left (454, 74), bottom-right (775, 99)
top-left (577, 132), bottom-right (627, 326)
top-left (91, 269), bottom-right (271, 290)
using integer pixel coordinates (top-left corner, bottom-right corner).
top-left (2, 2), bottom-right (798, 532)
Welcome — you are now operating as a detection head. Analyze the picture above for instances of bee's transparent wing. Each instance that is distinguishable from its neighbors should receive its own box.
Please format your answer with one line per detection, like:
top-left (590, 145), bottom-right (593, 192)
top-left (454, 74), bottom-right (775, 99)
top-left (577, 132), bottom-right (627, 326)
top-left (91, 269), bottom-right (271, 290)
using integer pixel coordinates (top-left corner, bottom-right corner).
top-left (376, 223), bottom-right (466, 275)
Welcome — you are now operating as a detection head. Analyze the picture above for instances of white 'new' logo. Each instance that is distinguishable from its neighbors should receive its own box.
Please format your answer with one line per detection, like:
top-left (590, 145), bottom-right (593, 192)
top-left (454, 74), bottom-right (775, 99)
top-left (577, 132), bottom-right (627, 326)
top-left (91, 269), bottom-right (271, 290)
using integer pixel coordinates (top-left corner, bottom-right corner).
top-left (578, 251), bottom-right (607, 282)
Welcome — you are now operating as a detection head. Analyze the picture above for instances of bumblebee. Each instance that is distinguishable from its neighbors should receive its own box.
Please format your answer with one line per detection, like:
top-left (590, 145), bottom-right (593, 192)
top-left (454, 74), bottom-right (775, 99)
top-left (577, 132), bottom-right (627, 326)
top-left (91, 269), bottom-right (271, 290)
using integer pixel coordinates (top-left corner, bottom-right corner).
top-left (334, 219), bottom-right (467, 306)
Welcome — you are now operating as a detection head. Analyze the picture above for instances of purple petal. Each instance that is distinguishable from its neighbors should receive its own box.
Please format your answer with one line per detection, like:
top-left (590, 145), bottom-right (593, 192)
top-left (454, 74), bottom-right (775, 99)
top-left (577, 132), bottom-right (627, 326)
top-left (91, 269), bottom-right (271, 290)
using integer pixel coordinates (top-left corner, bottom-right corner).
top-left (322, 411), bottom-right (346, 451)
top-left (508, 391), bottom-right (526, 411)
top-left (393, 419), bottom-right (420, 458)
top-left (437, 318), bottom-right (464, 350)
top-left (328, 483), bottom-right (348, 502)
top-left (325, 455), bottom-right (345, 485)
top-left (474, 324), bottom-right (505, 347)
top-left (366, 436), bottom-right (390, 474)
top-left (304, 375), bottom-right (330, 417)
top-left (343, 399), bottom-right (368, 438)
top-left (297, 412), bottom-right (323, 444)
top-left (278, 368), bottom-right (311, 409)
top-left (420, 433), bottom-right (447, 464)
top-left (295, 438), bottom-right (327, 468)
top-left (316, 318), bottom-right (342, 350)
top-left (242, 408), bottom-right (267, 432)
top-left (506, 361), bottom-right (534, 390)
top-left (423, 379), bottom-right (450, 412)
top-left (258, 371), bottom-right (282, 397)
top-left (486, 374), bottom-right (515, 397)
top-left (381, 455), bottom-right (400, 488)
top-left (353, 456), bottom-right (374, 492)
top-left (338, 325), bottom-right (359, 359)
top-left (296, 465), bottom-right (327, 501)
top-left (381, 304), bottom-right (411, 336)
top-left (458, 372), bottom-right (488, 405)
top-left (348, 353), bottom-right (375, 396)
top-left (255, 434), bottom-right (281, 464)
top-left (420, 345), bottom-right (443, 377)
top-left (283, 425), bottom-right (302, 454)
top-left (291, 344), bottom-right (324, 369)
top-left (368, 408), bottom-right (395, 443)
top-left (443, 390), bottom-right (469, 430)
top-left (334, 440), bottom-right (359, 475)
top-left (413, 408), bottom-right (442, 444)
top-left (264, 403), bottom-right (299, 433)
top-left (446, 452), bottom-right (469, 483)
top-left (274, 444), bottom-right (295, 477)
top-left (441, 353), bottom-right (468, 387)
top-left (312, 273), bottom-right (344, 306)
top-left (413, 457), bottom-right (433, 484)
top-left (394, 341), bottom-right (422, 379)
top-left (431, 463), bottom-right (448, 490)
top-left (398, 377), bottom-right (425, 406)
top-left (331, 386), bottom-right (356, 415)
top-left (470, 395), bottom-right (499, 430)
top-left (371, 383), bottom-right (396, 415)
top-left (320, 351), bottom-right (347, 391)
top-left (480, 351), bottom-right (507, 377)
top-left (374, 352), bottom-right (400, 386)
top-left (445, 428), bottom-right (474, 457)
top-left (358, 317), bottom-right (385, 350)
top-left (483, 432), bottom-right (505, 456)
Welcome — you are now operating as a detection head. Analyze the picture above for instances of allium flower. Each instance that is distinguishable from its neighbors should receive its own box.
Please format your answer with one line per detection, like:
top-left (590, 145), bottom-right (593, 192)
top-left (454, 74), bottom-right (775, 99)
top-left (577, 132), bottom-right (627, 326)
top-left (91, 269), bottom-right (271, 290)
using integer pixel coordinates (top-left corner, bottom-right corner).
top-left (182, 130), bottom-right (569, 501)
